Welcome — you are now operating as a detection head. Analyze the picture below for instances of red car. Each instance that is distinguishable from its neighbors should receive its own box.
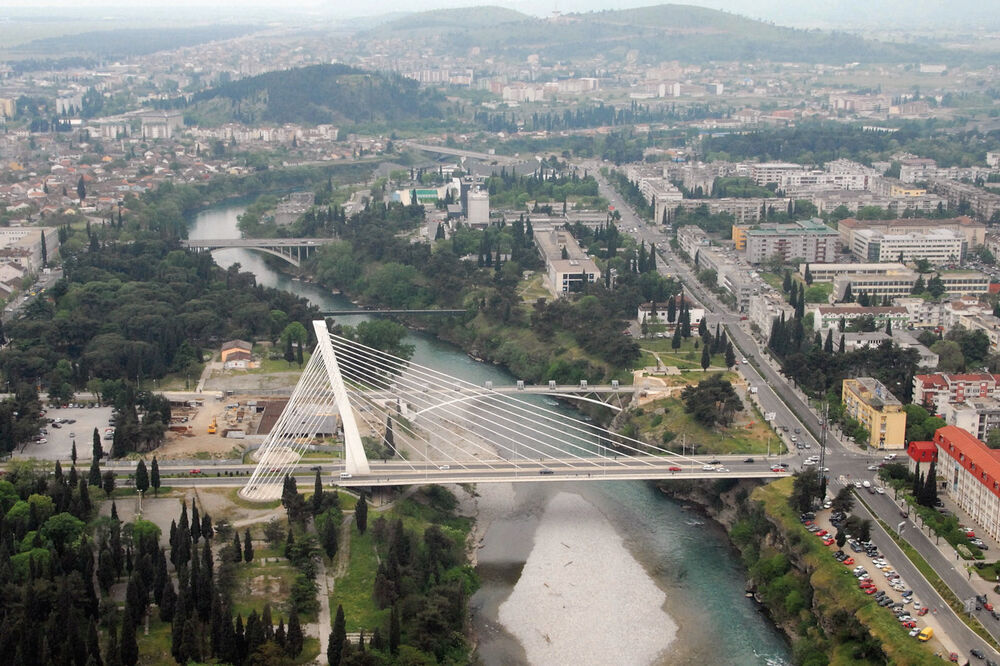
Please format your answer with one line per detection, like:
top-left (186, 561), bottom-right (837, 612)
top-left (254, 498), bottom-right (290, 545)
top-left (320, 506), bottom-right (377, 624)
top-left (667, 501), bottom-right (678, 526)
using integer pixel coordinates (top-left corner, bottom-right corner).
top-left (902, 620), bottom-right (916, 629)
top-left (917, 607), bottom-right (929, 616)
top-left (842, 557), bottom-right (855, 566)
top-left (985, 602), bottom-right (994, 612)
top-left (190, 469), bottom-right (202, 475)
top-left (864, 587), bottom-right (877, 595)
top-left (668, 466), bottom-right (682, 472)
top-left (822, 537), bottom-right (835, 546)
top-left (815, 529), bottom-right (828, 537)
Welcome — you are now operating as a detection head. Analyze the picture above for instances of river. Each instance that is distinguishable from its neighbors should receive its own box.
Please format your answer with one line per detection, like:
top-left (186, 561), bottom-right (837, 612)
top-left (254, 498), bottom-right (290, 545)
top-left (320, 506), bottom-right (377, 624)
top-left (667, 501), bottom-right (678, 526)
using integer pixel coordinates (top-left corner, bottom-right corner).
top-left (190, 202), bottom-right (792, 665)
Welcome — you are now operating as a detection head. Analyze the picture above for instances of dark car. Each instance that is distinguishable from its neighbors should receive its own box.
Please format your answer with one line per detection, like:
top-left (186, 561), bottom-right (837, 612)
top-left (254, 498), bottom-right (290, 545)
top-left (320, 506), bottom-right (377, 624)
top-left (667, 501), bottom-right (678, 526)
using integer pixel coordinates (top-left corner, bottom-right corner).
top-left (743, 457), bottom-right (755, 463)
top-left (310, 466), bottom-right (322, 472)
top-left (971, 647), bottom-right (985, 660)
top-left (708, 459), bottom-right (721, 465)
top-left (539, 469), bottom-right (554, 475)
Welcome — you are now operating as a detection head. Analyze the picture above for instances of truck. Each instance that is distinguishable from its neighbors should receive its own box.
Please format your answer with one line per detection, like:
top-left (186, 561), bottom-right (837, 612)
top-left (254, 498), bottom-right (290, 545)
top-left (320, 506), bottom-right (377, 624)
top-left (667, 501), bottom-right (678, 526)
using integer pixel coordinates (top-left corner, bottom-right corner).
top-left (207, 419), bottom-right (217, 435)
top-left (917, 627), bottom-right (933, 642)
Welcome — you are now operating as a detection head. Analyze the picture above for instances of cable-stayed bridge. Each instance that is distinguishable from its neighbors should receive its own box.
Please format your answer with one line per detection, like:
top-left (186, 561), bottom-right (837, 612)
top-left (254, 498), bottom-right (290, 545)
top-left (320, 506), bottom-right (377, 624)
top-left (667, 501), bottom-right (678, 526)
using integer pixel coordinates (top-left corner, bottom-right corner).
top-left (241, 321), bottom-right (789, 500)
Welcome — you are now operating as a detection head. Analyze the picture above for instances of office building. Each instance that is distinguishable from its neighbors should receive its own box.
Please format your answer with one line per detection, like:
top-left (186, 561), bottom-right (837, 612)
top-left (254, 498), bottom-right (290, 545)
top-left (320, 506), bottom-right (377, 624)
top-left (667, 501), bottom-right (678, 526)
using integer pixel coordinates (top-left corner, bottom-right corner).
top-left (534, 229), bottom-right (600, 296)
top-left (837, 216), bottom-right (986, 249)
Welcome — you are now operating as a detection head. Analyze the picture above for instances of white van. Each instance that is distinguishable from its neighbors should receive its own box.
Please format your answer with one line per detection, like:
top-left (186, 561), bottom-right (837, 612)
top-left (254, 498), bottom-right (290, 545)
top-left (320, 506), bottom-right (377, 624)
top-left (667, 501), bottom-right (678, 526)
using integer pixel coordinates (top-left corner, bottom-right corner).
top-left (339, 472), bottom-right (352, 480)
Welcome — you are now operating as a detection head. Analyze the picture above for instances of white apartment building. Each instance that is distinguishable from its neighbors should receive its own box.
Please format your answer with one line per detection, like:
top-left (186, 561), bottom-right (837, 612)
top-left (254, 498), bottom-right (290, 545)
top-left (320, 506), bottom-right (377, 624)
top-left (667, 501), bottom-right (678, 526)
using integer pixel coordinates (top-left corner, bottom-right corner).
top-left (677, 225), bottom-right (710, 259)
top-left (748, 290), bottom-right (795, 339)
top-left (941, 398), bottom-right (1000, 443)
top-left (850, 228), bottom-right (966, 264)
top-left (800, 262), bottom-right (907, 283)
top-left (812, 305), bottom-right (910, 332)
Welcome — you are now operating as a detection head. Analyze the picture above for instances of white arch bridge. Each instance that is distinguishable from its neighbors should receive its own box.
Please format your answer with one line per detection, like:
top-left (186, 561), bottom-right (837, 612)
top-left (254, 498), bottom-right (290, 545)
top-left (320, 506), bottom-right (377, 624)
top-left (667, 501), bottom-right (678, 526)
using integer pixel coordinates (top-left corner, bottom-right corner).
top-left (241, 321), bottom-right (790, 500)
top-left (181, 238), bottom-right (334, 267)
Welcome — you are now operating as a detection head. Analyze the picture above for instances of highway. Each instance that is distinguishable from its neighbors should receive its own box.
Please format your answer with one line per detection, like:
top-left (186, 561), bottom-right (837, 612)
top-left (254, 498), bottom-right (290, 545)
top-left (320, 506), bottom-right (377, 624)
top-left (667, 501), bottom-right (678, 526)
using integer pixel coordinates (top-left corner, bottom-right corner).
top-left (589, 160), bottom-right (1000, 659)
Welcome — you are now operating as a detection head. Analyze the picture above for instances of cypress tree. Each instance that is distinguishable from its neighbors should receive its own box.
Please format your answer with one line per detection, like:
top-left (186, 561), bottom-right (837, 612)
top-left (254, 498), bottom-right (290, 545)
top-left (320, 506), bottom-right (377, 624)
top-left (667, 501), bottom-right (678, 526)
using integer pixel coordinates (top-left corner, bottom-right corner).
top-left (700, 343), bottom-right (711, 371)
top-left (824, 329), bottom-right (834, 353)
top-left (286, 609), bottom-right (303, 657)
top-left (191, 502), bottom-right (201, 544)
top-left (839, 334), bottom-right (845, 353)
top-left (201, 513), bottom-right (213, 539)
top-left (243, 529), bottom-right (253, 562)
top-left (276, 617), bottom-right (286, 648)
top-left (355, 495), bottom-right (368, 534)
top-left (92, 428), bottom-right (102, 460)
top-left (87, 618), bottom-right (103, 666)
top-left (312, 470), bottom-right (324, 516)
top-left (89, 457), bottom-right (101, 487)
top-left (329, 605), bottom-right (347, 665)
top-left (233, 532), bottom-right (242, 562)
top-left (134, 461), bottom-right (148, 496)
top-left (725, 341), bottom-right (736, 368)
top-left (160, 580), bottom-right (176, 623)
top-left (78, 478), bottom-right (91, 515)
top-left (150, 457), bottom-right (160, 497)
top-left (389, 604), bottom-right (400, 655)
top-left (119, 606), bottom-right (138, 666)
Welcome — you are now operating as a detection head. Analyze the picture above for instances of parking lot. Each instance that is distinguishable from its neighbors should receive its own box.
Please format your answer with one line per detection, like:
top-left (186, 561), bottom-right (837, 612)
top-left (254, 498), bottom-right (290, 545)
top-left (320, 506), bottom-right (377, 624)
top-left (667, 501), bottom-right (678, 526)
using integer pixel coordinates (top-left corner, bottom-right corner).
top-left (20, 404), bottom-right (114, 461)
top-left (808, 505), bottom-right (958, 658)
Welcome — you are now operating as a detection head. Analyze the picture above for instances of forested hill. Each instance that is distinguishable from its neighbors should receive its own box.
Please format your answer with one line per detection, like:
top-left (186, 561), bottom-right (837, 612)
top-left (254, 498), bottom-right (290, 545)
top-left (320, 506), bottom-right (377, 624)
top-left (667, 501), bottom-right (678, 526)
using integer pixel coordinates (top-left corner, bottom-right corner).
top-left (373, 3), bottom-right (957, 65)
top-left (185, 64), bottom-right (449, 126)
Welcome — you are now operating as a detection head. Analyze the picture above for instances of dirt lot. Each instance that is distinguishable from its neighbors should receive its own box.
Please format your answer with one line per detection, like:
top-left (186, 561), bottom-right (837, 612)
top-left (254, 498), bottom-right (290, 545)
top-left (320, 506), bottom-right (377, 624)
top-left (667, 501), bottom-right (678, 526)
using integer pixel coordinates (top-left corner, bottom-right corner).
top-left (156, 394), bottom-right (269, 460)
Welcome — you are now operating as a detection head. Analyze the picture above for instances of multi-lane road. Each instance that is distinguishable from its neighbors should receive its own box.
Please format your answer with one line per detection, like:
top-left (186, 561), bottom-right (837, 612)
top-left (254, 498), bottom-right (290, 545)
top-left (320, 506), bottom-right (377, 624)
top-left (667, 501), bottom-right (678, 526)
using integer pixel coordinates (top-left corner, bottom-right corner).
top-left (590, 163), bottom-right (1000, 659)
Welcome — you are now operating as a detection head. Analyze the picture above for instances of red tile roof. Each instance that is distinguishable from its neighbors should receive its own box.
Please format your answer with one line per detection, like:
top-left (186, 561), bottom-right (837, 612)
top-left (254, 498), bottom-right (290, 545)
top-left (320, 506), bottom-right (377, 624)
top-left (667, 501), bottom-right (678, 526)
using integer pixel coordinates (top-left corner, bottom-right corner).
top-left (907, 440), bottom-right (937, 464)
top-left (934, 425), bottom-right (1000, 500)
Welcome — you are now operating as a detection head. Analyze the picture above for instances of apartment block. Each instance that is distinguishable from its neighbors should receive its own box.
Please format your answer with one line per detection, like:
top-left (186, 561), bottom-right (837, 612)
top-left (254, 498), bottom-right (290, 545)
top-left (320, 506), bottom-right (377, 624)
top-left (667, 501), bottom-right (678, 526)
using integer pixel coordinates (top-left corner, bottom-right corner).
top-left (748, 289), bottom-right (795, 340)
top-left (799, 262), bottom-right (907, 283)
top-left (677, 225), bottom-right (710, 259)
top-left (942, 398), bottom-right (1000, 443)
top-left (744, 219), bottom-right (840, 264)
top-left (812, 305), bottom-right (909, 332)
top-left (929, 180), bottom-right (1000, 222)
top-left (842, 377), bottom-right (907, 450)
top-left (912, 373), bottom-right (1000, 412)
top-left (672, 197), bottom-right (790, 226)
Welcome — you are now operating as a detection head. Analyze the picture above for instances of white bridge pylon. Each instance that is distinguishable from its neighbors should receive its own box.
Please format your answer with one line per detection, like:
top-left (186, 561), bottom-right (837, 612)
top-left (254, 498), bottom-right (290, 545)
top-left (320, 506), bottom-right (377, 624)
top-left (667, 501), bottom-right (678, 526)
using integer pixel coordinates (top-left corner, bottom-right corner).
top-left (241, 320), bottom-right (733, 499)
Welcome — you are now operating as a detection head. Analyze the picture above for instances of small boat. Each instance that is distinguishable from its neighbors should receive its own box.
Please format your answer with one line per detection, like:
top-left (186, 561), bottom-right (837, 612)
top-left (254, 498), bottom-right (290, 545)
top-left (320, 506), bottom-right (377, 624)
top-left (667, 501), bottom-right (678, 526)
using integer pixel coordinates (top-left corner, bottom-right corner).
top-left (685, 519), bottom-right (704, 527)
top-left (544, 399), bottom-right (560, 406)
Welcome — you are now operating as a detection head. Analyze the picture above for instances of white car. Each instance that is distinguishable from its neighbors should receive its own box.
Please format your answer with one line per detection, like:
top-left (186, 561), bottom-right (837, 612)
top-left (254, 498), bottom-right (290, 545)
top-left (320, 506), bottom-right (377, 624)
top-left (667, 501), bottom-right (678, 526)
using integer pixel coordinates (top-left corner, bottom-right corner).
top-left (909, 628), bottom-right (921, 638)
top-left (875, 487), bottom-right (885, 494)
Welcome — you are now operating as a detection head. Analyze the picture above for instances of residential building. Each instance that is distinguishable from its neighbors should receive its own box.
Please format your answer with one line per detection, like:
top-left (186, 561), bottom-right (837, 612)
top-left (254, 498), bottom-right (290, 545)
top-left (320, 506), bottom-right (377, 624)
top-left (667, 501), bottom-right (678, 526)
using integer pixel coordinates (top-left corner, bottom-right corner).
top-left (812, 305), bottom-right (909, 333)
top-left (839, 330), bottom-right (937, 367)
top-left (842, 377), bottom-right (907, 450)
top-left (941, 398), bottom-right (1000, 443)
top-left (534, 228), bottom-right (600, 296)
top-left (677, 225), bottom-right (710, 259)
top-left (748, 289), bottom-right (795, 339)
top-left (672, 197), bottom-right (789, 225)
top-left (929, 180), bottom-right (1000, 223)
top-left (749, 162), bottom-right (805, 186)
top-left (912, 373), bottom-right (1000, 412)
top-left (933, 425), bottom-right (1000, 541)
top-left (894, 297), bottom-right (944, 329)
top-left (744, 219), bottom-right (840, 264)
top-left (850, 227), bottom-right (966, 264)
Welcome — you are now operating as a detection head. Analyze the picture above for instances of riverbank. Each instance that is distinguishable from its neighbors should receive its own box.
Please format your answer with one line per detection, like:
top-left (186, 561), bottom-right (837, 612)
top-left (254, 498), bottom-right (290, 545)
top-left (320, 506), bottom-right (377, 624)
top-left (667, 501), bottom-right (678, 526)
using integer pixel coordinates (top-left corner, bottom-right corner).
top-left (499, 491), bottom-right (677, 664)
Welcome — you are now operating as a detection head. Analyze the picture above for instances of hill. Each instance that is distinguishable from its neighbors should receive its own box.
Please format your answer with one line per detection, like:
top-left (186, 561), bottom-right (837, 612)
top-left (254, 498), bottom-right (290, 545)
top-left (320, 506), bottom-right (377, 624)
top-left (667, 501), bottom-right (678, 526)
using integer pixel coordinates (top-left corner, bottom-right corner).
top-left (12, 25), bottom-right (259, 59)
top-left (184, 64), bottom-right (449, 127)
top-left (370, 3), bottom-right (957, 65)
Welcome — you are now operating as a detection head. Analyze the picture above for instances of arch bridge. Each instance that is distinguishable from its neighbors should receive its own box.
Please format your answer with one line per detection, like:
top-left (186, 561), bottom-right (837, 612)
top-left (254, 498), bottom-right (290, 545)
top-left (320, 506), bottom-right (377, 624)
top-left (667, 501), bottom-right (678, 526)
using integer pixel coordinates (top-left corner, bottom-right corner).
top-left (181, 238), bottom-right (334, 267)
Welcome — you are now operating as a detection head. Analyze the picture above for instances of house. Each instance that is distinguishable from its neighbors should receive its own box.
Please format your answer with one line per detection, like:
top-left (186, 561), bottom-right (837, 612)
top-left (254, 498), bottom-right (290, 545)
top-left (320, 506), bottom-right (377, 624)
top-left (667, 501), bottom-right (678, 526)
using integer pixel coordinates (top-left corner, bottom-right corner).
top-left (221, 340), bottom-right (253, 369)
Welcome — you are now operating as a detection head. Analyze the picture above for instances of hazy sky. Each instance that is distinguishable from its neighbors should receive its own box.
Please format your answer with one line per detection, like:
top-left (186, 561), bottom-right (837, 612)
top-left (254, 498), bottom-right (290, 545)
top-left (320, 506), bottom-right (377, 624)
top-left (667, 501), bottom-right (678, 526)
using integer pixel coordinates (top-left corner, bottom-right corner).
top-left (1, 0), bottom-right (995, 29)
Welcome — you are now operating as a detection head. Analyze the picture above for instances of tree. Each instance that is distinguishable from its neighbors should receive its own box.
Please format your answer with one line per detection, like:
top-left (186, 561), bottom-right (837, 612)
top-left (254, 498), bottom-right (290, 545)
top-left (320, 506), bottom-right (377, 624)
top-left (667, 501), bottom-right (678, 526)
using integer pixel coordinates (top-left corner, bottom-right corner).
top-left (77, 175), bottom-right (86, 201)
top-left (93, 428), bottom-right (102, 460)
top-left (725, 341), bottom-right (736, 368)
top-left (700, 343), bottom-right (711, 371)
top-left (328, 605), bottom-right (346, 666)
top-left (835, 527), bottom-right (847, 548)
top-left (782, 270), bottom-right (792, 293)
top-left (232, 532), bottom-right (243, 562)
top-left (286, 609), bottom-right (303, 657)
top-left (355, 495), bottom-right (368, 534)
top-left (40, 232), bottom-right (47, 267)
top-left (671, 324), bottom-right (682, 350)
top-left (788, 469), bottom-right (823, 513)
top-left (151, 456), bottom-right (160, 497)
top-left (135, 460), bottom-right (149, 495)
top-left (120, 606), bottom-right (139, 666)
top-left (831, 486), bottom-right (854, 515)
top-left (389, 604), bottom-right (400, 655)
top-left (804, 264), bottom-right (813, 285)
top-left (681, 374), bottom-right (743, 427)
top-left (283, 336), bottom-right (294, 366)
top-left (102, 470), bottom-right (116, 497)
top-left (71, 441), bottom-right (77, 465)
top-left (243, 529), bottom-right (254, 562)
top-left (312, 470), bottom-right (324, 516)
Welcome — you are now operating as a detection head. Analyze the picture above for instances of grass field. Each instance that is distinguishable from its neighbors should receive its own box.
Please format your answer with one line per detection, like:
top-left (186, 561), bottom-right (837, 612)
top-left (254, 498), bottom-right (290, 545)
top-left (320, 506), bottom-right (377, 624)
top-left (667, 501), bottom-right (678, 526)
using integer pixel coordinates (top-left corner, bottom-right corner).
top-left (636, 335), bottom-right (728, 370)
top-left (634, 391), bottom-right (783, 455)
